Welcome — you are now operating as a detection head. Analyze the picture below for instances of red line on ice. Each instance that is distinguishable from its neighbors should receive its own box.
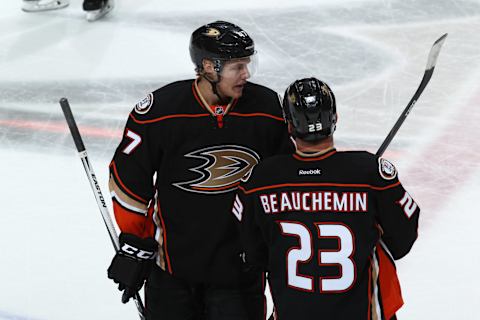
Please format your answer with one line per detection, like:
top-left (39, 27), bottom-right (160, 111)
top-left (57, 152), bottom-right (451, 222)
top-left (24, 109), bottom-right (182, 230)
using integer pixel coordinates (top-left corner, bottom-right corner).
top-left (0, 119), bottom-right (122, 138)
top-left (397, 88), bottom-right (480, 216)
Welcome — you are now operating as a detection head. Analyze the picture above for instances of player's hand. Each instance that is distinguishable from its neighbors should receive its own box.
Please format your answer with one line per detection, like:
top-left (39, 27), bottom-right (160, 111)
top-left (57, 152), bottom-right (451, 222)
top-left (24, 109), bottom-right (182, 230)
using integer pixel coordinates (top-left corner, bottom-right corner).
top-left (107, 233), bottom-right (157, 303)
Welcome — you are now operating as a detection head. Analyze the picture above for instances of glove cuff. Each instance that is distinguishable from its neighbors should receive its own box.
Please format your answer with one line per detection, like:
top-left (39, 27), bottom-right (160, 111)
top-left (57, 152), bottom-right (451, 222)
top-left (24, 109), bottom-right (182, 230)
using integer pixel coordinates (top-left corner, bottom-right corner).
top-left (119, 233), bottom-right (158, 261)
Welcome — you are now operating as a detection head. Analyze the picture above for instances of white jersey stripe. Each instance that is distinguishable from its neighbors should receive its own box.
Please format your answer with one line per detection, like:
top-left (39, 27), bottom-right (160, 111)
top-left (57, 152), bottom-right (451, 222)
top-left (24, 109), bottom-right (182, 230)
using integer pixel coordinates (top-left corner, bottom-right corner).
top-left (371, 247), bottom-right (383, 320)
top-left (111, 190), bottom-right (148, 215)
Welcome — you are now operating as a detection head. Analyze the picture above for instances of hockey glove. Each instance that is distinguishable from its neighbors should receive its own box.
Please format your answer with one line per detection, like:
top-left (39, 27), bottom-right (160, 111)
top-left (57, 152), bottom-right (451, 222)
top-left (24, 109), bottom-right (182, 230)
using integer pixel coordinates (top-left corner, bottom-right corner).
top-left (107, 233), bottom-right (157, 303)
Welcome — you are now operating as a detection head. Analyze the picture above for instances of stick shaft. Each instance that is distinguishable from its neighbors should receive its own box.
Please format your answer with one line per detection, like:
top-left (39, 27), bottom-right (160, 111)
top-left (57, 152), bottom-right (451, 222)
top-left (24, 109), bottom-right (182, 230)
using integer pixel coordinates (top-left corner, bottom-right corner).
top-left (60, 98), bottom-right (146, 320)
top-left (376, 33), bottom-right (447, 157)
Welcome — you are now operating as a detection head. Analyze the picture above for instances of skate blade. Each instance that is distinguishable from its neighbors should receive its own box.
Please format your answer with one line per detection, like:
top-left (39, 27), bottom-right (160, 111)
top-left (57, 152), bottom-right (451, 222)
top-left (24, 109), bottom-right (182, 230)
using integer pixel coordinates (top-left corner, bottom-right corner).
top-left (85, 2), bottom-right (114, 21)
top-left (22, 0), bottom-right (69, 12)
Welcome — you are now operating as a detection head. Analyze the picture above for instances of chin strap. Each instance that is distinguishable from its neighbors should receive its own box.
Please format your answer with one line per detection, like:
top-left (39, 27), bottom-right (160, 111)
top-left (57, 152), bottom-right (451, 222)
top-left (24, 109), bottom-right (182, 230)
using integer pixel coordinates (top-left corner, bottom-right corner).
top-left (201, 74), bottom-right (229, 106)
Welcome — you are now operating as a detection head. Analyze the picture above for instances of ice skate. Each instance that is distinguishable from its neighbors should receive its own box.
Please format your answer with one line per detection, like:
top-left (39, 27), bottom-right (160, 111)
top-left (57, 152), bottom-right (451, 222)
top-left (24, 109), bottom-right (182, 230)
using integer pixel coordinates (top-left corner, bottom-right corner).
top-left (83, 0), bottom-right (114, 21)
top-left (22, 0), bottom-right (69, 12)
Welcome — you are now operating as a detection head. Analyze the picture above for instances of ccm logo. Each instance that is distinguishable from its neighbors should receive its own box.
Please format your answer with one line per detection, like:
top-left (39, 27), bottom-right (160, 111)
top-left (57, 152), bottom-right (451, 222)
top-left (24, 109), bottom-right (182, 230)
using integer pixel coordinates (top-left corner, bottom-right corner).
top-left (121, 243), bottom-right (156, 260)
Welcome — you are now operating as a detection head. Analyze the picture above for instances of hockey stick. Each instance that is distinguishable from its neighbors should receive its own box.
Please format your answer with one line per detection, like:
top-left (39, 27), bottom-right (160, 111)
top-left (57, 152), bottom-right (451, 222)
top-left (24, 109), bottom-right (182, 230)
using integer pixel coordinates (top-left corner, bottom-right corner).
top-left (60, 98), bottom-right (146, 320)
top-left (376, 33), bottom-right (448, 157)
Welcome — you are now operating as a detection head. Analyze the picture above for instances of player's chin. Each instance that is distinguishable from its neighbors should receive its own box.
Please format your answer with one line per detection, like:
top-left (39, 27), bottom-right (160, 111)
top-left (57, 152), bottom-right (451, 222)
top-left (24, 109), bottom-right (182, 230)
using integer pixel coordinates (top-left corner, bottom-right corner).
top-left (231, 85), bottom-right (245, 98)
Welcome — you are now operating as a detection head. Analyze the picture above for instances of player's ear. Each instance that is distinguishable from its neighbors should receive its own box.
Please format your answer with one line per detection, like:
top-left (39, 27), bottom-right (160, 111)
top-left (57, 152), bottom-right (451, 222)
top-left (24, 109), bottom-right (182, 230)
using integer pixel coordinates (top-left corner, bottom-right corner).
top-left (201, 59), bottom-right (219, 82)
top-left (202, 59), bottom-right (215, 74)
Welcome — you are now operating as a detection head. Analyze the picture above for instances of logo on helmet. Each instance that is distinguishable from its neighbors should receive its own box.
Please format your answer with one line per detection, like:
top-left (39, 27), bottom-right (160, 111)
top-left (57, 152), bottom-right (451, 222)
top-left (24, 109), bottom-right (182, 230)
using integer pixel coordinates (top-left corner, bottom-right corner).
top-left (203, 28), bottom-right (221, 38)
top-left (321, 84), bottom-right (331, 96)
top-left (289, 93), bottom-right (297, 104)
top-left (321, 84), bottom-right (334, 108)
top-left (173, 145), bottom-right (260, 194)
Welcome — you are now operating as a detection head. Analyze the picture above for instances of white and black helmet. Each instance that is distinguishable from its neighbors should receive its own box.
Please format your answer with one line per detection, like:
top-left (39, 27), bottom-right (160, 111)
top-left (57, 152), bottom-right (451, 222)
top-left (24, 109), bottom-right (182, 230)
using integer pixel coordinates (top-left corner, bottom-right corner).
top-left (282, 77), bottom-right (337, 142)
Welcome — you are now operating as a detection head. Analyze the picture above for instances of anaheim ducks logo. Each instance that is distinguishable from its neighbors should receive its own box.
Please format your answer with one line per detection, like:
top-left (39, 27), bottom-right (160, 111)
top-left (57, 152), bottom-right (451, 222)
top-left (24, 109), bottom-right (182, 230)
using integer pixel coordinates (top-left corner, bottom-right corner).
top-left (289, 92), bottom-right (297, 104)
top-left (321, 84), bottom-right (332, 98)
top-left (173, 145), bottom-right (260, 194)
top-left (203, 27), bottom-right (221, 38)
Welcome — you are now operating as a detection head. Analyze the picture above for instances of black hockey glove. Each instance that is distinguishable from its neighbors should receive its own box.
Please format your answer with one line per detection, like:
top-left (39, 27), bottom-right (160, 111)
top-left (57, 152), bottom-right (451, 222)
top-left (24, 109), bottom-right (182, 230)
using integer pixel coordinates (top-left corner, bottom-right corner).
top-left (107, 233), bottom-right (157, 303)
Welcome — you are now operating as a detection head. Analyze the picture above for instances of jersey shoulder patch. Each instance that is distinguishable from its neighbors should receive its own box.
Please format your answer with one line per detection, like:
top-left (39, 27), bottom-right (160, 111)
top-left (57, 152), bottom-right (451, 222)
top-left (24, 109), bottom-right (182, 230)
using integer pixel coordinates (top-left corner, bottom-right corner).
top-left (134, 93), bottom-right (154, 114)
top-left (378, 157), bottom-right (397, 180)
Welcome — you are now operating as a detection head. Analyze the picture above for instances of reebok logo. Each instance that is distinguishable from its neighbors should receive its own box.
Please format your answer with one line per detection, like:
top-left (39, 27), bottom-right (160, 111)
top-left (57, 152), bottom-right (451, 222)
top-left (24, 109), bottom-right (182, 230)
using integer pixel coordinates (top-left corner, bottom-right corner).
top-left (298, 169), bottom-right (322, 175)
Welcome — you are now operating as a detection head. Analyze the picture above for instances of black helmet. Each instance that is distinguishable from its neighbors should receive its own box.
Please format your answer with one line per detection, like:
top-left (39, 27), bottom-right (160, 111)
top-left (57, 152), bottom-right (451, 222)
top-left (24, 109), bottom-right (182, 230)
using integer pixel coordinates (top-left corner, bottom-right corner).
top-left (189, 21), bottom-right (255, 73)
top-left (282, 78), bottom-right (337, 142)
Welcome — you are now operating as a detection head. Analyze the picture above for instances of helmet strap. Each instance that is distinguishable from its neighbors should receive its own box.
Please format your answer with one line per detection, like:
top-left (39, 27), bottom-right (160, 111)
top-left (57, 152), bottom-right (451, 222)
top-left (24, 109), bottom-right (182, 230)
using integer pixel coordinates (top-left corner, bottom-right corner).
top-left (201, 73), bottom-right (229, 106)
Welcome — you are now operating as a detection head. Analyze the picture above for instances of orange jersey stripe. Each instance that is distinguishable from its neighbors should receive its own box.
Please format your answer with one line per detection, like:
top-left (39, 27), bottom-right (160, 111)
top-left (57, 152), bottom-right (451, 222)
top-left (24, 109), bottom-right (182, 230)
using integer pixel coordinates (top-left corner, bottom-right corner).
top-left (377, 244), bottom-right (403, 319)
top-left (238, 185), bottom-right (247, 193)
top-left (228, 111), bottom-right (284, 122)
top-left (129, 112), bottom-right (210, 124)
top-left (241, 181), bottom-right (401, 194)
top-left (113, 201), bottom-right (153, 237)
top-left (157, 199), bottom-right (173, 274)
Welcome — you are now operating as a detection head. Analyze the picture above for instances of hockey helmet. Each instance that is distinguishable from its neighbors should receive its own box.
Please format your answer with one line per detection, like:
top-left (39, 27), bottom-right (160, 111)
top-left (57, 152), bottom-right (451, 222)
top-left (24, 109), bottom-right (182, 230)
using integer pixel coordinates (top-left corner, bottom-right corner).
top-left (282, 78), bottom-right (337, 142)
top-left (189, 21), bottom-right (256, 75)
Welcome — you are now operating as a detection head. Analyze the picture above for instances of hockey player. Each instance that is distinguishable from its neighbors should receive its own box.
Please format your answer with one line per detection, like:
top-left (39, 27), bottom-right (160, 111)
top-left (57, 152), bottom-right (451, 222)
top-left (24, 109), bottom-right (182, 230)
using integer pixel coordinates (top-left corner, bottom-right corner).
top-left (22, 0), bottom-right (113, 21)
top-left (22, 0), bottom-right (69, 11)
top-left (82, 0), bottom-right (113, 21)
top-left (107, 21), bottom-right (292, 320)
top-left (233, 78), bottom-right (420, 320)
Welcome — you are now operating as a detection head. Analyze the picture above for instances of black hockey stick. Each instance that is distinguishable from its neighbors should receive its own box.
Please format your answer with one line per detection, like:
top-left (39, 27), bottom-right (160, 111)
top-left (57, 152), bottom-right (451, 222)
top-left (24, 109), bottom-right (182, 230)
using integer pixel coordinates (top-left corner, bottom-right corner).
top-left (60, 98), bottom-right (146, 320)
top-left (376, 33), bottom-right (448, 157)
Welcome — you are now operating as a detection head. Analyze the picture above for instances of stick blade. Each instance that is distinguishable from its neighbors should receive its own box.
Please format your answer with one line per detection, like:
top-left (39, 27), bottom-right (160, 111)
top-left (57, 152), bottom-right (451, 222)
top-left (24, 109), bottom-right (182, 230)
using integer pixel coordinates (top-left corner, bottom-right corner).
top-left (426, 33), bottom-right (448, 70)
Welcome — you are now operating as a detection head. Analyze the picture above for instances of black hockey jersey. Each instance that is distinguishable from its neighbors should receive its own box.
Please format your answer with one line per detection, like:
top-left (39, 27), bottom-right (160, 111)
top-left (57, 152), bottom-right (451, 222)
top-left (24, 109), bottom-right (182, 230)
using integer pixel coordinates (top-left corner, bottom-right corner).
top-left (109, 79), bottom-right (292, 287)
top-left (233, 149), bottom-right (419, 320)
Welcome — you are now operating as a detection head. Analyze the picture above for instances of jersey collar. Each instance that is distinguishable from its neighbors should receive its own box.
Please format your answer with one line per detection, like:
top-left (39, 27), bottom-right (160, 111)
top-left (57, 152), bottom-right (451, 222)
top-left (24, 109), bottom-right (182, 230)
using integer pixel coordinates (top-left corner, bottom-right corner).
top-left (192, 78), bottom-right (237, 117)
top-left (293, 148), bottom-right (337, 161)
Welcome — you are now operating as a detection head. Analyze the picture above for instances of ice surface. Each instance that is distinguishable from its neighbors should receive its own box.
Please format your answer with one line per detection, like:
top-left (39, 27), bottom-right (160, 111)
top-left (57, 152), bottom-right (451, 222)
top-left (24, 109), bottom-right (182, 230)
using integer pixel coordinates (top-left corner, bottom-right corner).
top-left (1, 0), bottom-right (480, 319)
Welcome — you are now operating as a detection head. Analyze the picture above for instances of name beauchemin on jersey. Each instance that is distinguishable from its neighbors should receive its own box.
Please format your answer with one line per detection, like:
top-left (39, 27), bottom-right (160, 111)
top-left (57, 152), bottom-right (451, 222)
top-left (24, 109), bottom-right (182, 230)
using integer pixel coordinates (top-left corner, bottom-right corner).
top-left (259, 191), bottom-right (367, 214)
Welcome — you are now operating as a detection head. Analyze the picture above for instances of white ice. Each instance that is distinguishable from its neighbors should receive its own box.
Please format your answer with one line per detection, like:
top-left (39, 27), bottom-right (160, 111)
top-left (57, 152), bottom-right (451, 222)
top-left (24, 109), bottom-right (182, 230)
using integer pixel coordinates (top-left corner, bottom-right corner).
top-left (1, 0), bottom-right (479, 319)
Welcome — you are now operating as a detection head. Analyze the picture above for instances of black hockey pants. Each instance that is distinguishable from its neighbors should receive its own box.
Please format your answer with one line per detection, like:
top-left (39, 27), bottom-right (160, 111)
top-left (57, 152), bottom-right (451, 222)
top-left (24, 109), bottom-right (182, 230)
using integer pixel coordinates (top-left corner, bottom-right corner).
top-left (145, 266), bottom-right (264, 320)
